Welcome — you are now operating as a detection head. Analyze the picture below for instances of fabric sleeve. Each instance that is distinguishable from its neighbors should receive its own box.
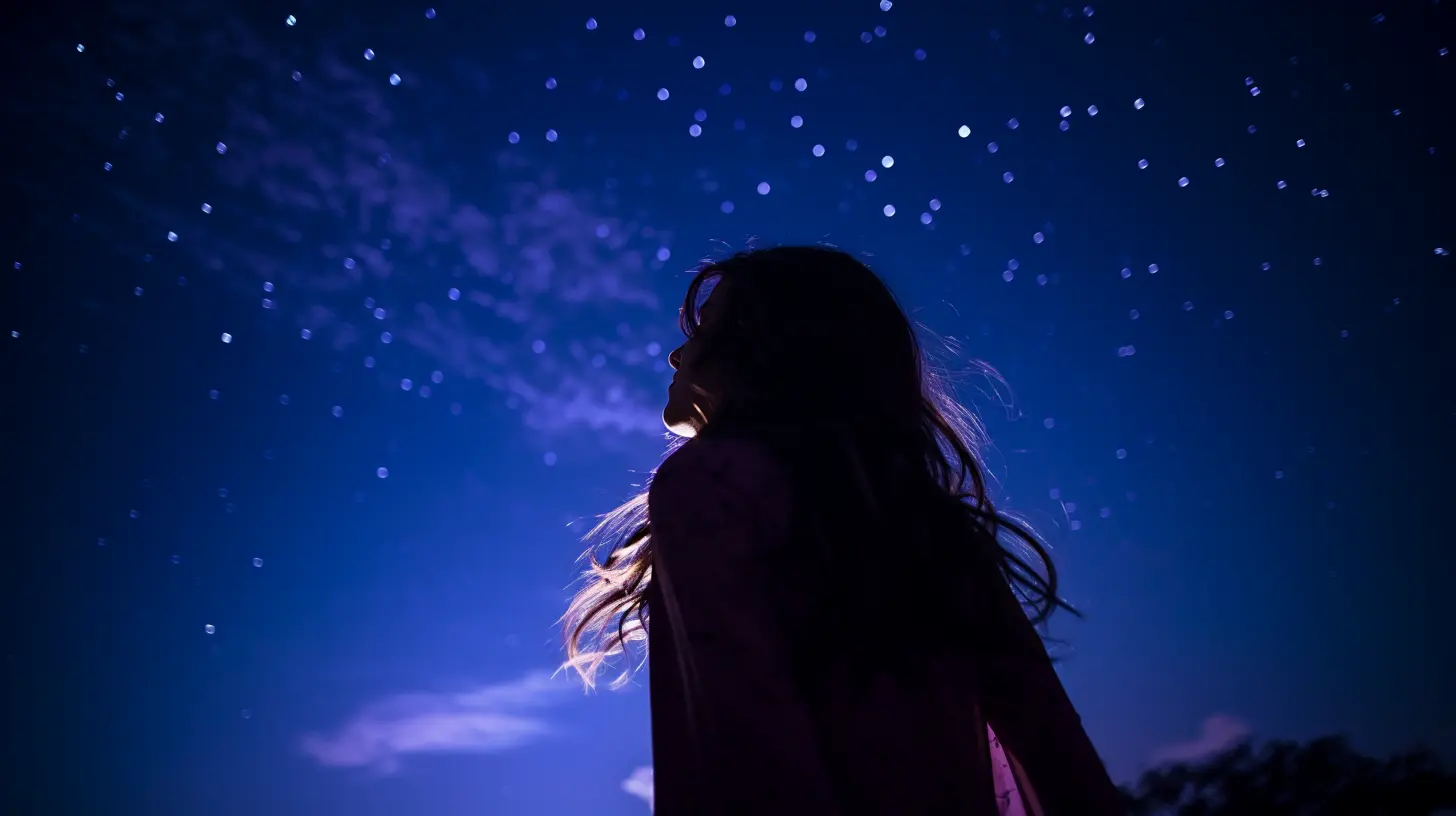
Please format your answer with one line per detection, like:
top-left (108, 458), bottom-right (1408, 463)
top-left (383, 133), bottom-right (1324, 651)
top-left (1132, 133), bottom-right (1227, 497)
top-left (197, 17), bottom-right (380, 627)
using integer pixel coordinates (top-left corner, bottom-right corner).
top-left (976, 572), bottom-right (1125, 814)
top-left (648, 436), bottom-right (840, 814)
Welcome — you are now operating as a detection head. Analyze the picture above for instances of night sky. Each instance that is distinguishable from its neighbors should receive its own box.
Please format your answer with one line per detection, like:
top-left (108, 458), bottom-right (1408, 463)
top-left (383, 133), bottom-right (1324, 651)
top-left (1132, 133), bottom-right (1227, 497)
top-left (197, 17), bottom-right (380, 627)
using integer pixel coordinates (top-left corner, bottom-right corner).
top-left (3, 0), bottom-right (1452, 813)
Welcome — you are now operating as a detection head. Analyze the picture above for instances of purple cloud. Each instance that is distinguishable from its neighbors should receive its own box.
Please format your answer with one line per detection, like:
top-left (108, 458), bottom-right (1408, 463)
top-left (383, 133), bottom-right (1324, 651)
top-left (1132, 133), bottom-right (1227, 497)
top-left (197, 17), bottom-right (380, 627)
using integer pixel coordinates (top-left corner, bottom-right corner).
top-left (92, 0), bottom-right (680, 439)
top-left (299, 671), bottom-right (572, 774)
top-left (1149, 714), bottom-right (1252, 765)
top-left (621, 765), bottom-right (654, 812)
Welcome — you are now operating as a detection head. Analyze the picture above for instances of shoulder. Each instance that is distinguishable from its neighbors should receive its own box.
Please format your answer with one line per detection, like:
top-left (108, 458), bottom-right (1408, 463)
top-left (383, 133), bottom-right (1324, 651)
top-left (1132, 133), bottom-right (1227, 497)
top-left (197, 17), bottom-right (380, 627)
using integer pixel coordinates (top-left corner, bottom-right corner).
top-left (654, 434), bottom-right (786, 487)
top-left (648, 434), bottom-right (791, 528)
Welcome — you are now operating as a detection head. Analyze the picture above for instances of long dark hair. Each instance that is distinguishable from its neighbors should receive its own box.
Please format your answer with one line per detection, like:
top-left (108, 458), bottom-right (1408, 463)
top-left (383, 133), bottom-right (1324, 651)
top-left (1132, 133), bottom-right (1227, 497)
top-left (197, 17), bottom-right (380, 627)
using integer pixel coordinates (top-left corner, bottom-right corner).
top-left (562, 245), bottom-right (1075, 688)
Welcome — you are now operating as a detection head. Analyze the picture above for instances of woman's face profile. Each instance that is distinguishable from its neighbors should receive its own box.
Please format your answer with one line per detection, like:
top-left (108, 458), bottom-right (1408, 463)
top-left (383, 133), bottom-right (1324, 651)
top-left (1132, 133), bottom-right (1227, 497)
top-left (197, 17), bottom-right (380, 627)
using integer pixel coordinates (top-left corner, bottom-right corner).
top-left (663, 287), bottom-right (728, 437)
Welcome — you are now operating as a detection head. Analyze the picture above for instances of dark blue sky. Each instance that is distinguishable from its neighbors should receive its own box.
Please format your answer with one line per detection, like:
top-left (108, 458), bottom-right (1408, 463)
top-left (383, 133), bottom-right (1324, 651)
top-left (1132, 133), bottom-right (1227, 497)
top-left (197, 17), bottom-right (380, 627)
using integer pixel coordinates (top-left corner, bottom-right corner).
top-left (4, 0), bottom-right (1451, 813)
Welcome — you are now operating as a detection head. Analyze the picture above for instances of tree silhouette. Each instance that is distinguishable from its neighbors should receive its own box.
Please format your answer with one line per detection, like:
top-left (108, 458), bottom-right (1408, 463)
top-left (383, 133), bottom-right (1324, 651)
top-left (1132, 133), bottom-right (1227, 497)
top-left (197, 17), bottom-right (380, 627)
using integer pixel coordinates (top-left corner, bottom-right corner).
top-left (1119, 735), bottom-right (1456, 815)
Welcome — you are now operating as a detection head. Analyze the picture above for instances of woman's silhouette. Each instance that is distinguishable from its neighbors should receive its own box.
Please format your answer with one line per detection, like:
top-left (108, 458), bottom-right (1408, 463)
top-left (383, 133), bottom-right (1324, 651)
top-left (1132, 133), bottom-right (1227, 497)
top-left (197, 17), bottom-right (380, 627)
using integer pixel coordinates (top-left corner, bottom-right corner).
top-left (564, 247), bottom-right (1123, 815)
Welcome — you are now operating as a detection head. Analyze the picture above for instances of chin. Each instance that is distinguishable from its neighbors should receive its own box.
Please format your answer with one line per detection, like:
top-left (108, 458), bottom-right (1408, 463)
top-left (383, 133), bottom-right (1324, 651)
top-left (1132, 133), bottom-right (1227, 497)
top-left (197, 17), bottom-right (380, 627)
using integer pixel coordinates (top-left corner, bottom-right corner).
top-left (662, 401), bottom-right (700, 438)
top-left (663, 413), bottom-right (699, 438)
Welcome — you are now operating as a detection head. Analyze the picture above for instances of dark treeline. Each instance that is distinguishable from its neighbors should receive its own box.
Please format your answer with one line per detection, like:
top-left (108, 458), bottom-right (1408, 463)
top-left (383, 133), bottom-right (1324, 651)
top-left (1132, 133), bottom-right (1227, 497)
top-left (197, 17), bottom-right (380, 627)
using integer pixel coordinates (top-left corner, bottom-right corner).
top-left (1119, 735), bottom-right (1456, 815)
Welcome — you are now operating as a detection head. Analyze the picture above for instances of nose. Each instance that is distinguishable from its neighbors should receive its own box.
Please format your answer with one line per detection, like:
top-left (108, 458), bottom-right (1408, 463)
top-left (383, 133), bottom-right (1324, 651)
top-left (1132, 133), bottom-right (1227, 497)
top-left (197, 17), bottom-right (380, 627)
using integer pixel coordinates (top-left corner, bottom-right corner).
top-left (668, 346), bottom-right (682, 371)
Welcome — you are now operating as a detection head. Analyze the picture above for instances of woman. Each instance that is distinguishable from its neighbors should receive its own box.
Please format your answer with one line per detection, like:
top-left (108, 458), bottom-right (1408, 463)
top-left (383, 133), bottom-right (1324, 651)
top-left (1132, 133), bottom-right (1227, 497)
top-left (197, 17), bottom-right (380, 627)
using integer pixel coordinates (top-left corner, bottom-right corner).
top-left (563, 246), bottom-right (1123, 815)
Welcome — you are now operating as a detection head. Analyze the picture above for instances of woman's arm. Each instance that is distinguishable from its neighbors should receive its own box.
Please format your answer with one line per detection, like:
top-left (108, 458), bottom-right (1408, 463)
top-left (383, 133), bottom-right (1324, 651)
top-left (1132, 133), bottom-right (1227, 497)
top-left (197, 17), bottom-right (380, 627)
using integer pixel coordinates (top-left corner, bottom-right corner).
top-left (976, 572), bottom-right (1124, 814)
top-left (649, 436), bottom-right (839, 814)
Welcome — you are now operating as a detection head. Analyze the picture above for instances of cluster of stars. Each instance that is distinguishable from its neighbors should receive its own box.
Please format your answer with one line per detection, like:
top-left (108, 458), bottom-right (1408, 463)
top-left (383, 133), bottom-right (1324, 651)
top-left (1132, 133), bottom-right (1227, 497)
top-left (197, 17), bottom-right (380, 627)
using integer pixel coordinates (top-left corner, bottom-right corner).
top-left (39, 3), bottom-right (1438, 655)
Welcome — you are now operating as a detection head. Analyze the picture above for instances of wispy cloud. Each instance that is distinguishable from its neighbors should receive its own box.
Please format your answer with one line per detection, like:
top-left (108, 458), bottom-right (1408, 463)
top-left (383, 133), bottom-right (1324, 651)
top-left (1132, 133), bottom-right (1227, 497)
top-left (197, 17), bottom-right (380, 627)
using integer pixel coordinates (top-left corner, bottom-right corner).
top-left (299, 671), bottom-right (573, 774)
top-left (1150, 714), bottom-right (1251, 765)
top-left (87, 0), bottom-right (677, 439)
top-left (621, 765), bottom-right (654, 812)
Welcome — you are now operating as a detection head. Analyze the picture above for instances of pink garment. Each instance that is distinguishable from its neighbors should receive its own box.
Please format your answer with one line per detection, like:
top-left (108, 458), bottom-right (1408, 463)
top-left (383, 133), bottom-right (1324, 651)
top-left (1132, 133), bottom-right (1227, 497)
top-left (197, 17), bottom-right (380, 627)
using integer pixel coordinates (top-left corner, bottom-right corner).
top-left (645, 435), bottom-right (1121, 815)
top-left (989, 726), bottom-right (1027, 816)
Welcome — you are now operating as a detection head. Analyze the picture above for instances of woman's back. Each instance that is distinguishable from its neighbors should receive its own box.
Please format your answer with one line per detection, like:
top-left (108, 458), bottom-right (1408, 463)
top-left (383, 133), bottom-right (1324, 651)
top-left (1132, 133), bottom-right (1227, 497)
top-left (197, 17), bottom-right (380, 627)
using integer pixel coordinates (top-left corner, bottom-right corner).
top-left (645, 434), bottom-right (1122, 815)
top-left (562, 246), bottom-right (1123, 814)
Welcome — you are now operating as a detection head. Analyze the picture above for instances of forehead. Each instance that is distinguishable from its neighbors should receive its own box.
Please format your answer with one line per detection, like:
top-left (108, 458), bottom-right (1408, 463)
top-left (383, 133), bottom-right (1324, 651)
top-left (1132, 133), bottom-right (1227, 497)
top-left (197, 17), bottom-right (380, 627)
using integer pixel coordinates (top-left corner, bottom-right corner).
top-left (699, 288), bottom-right (728, 321)
top-left (685, 275), bottom-right (730, 323)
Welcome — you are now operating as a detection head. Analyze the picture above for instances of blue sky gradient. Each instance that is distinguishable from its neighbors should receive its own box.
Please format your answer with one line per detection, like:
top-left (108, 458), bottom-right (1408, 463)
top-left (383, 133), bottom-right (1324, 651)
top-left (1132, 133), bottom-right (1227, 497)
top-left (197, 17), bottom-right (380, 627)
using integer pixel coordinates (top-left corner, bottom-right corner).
top-left (4, 0), bottom-right (1451, 813)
